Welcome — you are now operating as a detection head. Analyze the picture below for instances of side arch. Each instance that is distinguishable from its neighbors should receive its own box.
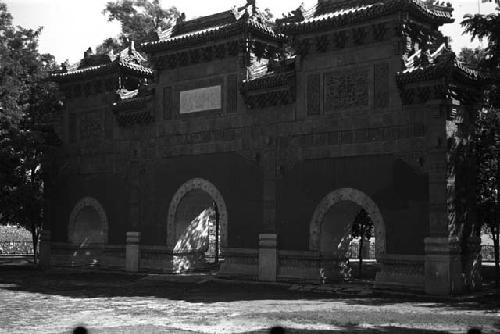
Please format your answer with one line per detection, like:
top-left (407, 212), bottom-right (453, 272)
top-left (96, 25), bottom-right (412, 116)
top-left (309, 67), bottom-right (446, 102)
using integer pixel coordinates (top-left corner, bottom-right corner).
top-left (309, 188), bottom-right (386, 257)
top-left (166, 178), bottom-right (228, 249)
top-left (68, 196), bottom-right (109, 244)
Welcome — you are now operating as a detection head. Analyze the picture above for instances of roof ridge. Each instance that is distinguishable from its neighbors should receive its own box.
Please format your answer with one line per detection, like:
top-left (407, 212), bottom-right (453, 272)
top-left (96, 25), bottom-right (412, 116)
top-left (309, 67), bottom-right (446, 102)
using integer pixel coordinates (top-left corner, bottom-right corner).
top-left (172, 7), bottom-right (241, 37)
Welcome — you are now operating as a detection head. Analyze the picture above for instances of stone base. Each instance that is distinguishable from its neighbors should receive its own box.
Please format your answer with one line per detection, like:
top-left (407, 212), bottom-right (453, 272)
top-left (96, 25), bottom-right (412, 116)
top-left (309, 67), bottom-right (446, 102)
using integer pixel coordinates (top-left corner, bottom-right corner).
top-left (424, 237), bottom-right (464, 295)
top-left (259, 234), bottom-right (277, 281)
top-left (140, 246), bottom-right (174, 273)
top-left (374, 254), bottom-right (425, 292)
top-left (277, 250), bottom-right (321, 283)
top-left (51, 243), bottom-right (125, 269)
top-left (219, 248), bottom-right (258, 279)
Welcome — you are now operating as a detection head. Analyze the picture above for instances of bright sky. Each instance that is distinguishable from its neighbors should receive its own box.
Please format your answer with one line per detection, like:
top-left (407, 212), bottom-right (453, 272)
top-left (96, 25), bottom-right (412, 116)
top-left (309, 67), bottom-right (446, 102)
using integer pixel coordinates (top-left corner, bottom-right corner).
top-left (4, 0), bottom-right (498, 64)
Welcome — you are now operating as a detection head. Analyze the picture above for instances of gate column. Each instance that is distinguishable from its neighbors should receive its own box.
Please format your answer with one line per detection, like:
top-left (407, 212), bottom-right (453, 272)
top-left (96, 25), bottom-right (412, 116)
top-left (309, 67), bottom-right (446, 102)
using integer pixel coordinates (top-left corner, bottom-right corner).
top-left (126, 232), bottom-right (140, 272)
top-left (259, 234), bottom-right (277, 281)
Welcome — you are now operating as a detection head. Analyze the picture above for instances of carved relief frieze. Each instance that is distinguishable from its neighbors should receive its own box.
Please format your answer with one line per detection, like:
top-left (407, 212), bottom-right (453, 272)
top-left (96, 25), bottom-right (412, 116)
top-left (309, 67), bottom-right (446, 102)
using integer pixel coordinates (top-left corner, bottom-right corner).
top-left (372, 23), bottom-right (387, 41)
top-left (324, 67), bottom-right (369, 111)
top-left (293, 124), bottom-right (426, 149)
top-left (374, 63), bottom-right (390, 109)
top-left (227, 74), bottom-right (238, 114)
top-left (352, 27), bottom-right (367, 45)
top-left (307, 73), bottom-right (321, 116)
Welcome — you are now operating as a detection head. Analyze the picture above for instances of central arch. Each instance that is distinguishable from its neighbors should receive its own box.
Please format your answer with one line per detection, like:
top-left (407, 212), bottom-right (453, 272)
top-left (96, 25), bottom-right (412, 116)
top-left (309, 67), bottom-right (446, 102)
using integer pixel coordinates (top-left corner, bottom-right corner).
top-left (167, 177), bottom-right (228, 252)
top-left (309, 187), bottom-right (385, 258)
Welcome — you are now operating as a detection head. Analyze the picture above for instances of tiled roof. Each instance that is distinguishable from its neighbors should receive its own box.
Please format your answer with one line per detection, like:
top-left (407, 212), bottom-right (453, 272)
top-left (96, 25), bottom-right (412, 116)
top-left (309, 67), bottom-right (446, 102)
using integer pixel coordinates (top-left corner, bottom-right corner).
top-left (279, 0), bottom-right (454, 34)
top-left (397, 44), bottom-right (483, 84)
top-left (141, 7), bottom-right (283, 53)
top-left (50, 59), bottom-right (153, 82)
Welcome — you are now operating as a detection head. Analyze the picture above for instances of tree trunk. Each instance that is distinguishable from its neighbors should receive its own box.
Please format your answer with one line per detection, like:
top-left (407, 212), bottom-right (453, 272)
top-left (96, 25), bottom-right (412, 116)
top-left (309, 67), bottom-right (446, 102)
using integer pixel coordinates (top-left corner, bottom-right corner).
top-left (32, 230), bottom-right (38, 265)
top-left (358, 237), bottom-right (364, 278)
top-left (493, 225), bottom-right (500, 288)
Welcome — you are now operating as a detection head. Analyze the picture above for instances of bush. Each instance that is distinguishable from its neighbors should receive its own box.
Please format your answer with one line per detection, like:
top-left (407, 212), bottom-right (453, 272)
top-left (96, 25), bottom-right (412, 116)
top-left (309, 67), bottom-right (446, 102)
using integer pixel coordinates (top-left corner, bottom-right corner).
top-left (0, 225), bottom-right (33, 255)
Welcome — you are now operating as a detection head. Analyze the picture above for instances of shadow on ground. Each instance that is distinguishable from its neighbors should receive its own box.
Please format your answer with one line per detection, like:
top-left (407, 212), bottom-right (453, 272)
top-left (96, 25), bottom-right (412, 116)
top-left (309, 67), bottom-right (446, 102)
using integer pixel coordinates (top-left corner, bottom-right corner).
top-left (0, 266), bottom-right (498, 314)
top-left (241, 326), bottom-right (456, 333)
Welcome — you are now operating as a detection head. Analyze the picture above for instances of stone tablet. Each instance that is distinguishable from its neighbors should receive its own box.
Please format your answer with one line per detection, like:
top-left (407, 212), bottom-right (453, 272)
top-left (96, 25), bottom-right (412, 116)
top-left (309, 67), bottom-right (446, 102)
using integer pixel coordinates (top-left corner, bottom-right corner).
top-left (180, 85), bottom-right (221, 114)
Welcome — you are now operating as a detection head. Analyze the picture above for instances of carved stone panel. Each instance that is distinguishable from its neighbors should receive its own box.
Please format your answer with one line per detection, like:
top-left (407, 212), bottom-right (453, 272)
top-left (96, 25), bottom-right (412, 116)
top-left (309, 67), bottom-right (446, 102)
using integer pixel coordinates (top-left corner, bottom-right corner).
top-left (227, 74), bottom-right (238, 114)
top-left (79, 111), bottom-right (103, 141)
top-left (163, 86), bottom-right (173, 120)
top-left (307, 73), bottom-right (320, 116)
top-left (69, 113), bottom-right (77, 143)
top-left (104, 108), bottom-right (113, 139)
top-left (324, 67), bottom-right (369, 111)
top-left (374, 63), bottom-right (390, 109)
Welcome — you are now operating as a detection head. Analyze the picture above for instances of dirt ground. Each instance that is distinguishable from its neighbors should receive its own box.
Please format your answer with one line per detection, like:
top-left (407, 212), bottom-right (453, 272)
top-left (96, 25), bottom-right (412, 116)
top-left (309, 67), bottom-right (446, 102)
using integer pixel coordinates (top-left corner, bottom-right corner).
top-left (0, 268), bottom-right (499, 334)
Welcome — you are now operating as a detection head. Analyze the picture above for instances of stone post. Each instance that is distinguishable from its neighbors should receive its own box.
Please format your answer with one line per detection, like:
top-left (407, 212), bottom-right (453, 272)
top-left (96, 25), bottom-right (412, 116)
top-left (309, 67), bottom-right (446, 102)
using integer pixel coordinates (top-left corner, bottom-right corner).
top-left (259, 234), bottom-right (277, 281)
top-left (39, 230), bottom-right (51, 269)
top-left (126, 232), bottom-right (140, 272)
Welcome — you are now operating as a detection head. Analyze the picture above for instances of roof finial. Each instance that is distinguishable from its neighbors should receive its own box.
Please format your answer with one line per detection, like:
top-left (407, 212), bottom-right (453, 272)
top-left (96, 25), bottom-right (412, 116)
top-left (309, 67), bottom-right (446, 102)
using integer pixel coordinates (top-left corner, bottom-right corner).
top-left (129, 40), bottom-right (135, 55)
top-left (84, 47), bottom-right (93, 59)
top-left (246, 0), bottom-right (256, 16)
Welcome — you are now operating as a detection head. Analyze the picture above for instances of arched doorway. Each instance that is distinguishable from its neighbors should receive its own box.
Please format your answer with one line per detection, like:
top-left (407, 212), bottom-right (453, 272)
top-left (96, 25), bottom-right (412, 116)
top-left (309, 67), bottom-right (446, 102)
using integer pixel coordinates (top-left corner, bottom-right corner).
top-left (167, 178), bottom-right (228, 272)
top-left (309, 188), bottom-right (385, 281)
top-left (68, 197), bottom-right (108, 266)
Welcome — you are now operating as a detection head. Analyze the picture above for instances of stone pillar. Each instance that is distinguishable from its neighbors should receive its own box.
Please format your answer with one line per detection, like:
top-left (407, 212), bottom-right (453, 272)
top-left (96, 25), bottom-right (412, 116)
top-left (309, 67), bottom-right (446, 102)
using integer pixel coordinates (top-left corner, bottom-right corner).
top-left (423, 104), bottom-right (465, 295)
top-left (259, 234), bottom-right (277, 281)
top-left (126, 232), bottom-right (140, 272)
top-left (39, 230), bottom-right (51, 269)
top-left (424, 237), bottom-right (463, 295)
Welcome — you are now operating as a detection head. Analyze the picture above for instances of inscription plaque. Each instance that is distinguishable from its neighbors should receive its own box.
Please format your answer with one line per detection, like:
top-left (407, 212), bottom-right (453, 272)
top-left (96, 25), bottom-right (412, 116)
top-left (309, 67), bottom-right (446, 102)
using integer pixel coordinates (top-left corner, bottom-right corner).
top-left (180, 85), bottom-right (221, 114)
top-left (324, 68), bottom-right (369, 110)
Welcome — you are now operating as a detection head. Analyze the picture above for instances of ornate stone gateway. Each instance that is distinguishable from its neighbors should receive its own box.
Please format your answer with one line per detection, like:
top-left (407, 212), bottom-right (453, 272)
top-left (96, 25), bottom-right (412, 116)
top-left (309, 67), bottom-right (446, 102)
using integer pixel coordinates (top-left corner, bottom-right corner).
top-left (47, 0), bottom-right (483, 294)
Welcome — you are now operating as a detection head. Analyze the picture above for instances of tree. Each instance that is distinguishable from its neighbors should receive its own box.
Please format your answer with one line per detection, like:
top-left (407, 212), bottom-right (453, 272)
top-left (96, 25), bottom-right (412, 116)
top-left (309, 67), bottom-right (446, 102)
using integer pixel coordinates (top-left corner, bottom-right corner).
top-left (97, 0), bottom-right (180, 53)
top-left (0, 1), bottom-right (61, 264)
top-left (351, 209), bottom-right (373, 277)
top-left (462, 11), bottom-right (500, 108)
top-left (461, 10), bottom-right (500, 286)
top-left (458, 47), bottom-right (487, 71)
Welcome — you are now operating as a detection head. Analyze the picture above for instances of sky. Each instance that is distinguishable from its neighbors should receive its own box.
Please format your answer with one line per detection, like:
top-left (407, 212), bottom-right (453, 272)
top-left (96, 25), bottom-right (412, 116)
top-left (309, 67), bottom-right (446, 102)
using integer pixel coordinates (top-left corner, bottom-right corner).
top-left (3, 0), bottom-right (499, 64)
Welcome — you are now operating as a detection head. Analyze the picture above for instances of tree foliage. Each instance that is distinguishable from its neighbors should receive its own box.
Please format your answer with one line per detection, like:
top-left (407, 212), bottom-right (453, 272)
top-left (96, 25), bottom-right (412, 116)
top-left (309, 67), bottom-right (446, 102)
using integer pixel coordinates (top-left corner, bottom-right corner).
top-left (462, 11), bottom-right (500, 108)
top-left (461, 10), bottom-right (500, 286)
top-left (0, 1), bottom-right (62, 264)
top-left (97, 0), bottom-right (180, 53)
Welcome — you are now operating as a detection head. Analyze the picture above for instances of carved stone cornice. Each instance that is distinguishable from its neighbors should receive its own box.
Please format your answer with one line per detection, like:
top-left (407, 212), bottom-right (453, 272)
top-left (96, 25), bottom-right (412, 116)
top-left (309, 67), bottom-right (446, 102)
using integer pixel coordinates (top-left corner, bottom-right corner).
top-left (241, 71), bottom-right (296, 109)
top-left (112, 95), bottom-right (154, 127)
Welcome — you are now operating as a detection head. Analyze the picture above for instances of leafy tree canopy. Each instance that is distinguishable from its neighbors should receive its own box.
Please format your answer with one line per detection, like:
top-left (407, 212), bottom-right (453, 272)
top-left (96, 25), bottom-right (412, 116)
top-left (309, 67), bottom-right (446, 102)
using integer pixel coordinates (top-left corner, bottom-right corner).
top-left (97, 0), bottom-right (180, 54)
top-left (0, 1), bottom-right (62, 263)
top-left (462, 11), bottom-right (500, 108)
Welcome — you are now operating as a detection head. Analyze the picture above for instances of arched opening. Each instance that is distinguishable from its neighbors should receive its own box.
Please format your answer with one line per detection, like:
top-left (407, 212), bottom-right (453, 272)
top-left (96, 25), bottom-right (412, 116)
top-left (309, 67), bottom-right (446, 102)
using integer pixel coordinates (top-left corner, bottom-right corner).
top-left (310, 188), bottom-right (385, 282)
top-left (69, 197), bottom-right (108, 245)
top-left (167, 178), bottom-right (227, 273)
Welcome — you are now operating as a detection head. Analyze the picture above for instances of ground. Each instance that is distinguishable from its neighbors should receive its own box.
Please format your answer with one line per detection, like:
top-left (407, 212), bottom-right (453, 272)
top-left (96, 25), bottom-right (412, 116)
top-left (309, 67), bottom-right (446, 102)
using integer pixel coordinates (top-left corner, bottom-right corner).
top-left (0, 267), bottom-right (499, 334)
